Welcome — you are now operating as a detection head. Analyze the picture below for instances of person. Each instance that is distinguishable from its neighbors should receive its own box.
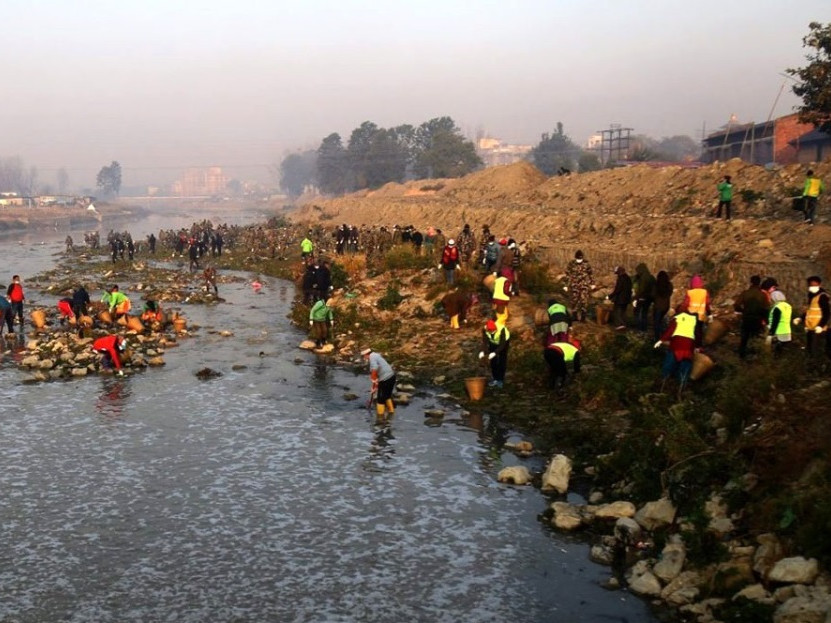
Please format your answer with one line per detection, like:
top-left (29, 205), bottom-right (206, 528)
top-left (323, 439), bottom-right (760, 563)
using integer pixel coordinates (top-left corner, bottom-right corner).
top-left (457, 224), bottom-right (476, 264)
top-left (766, 290), bottom-right (792, 354)
top-left (424, 226), bottom-right (436, 259)
top-left (7, 275), bottom-right (25, 331)
top-left (362, 348), bottom-right (396, 419)
top-left (546, 298), bottom-right (572, 342)
top-left (682, 274), bottom-right (711, 343)
top-left (441, 290), bottom-right (475, 330)
top-left (797, 276), bottom-right (830, 359)
top-left (716, 175), bottom-right (733, 220)
top-left (72, 285), bottom-right (90, 318)
top-left (482, 235), bottom-right (499, 273)
top-left (544, 333), bottom-right (581, 392)
top-left (480, 319), bottom-right (510, 388)
top-left (203, 266), bottom-right (218, 295)
top-left (127, 238), bottom-right (135, 261)
top-left (492, 238), bottom-right (509, 277)
top-left (733, 275), bottom-right (768, 359)
top-left (93, 334), bottom-right (127, 376)
top-left (439, 239), bottom-right (460, 285)
top-left (309, 298), bottom-right (334, 348)
top-left (508, 240), bottom-right (522, 295)
top-left (760, 277), bottom-right (779, 306)
top-left (147, 233), bottom-right (157, 254)
top-left (65, 235), bottom-right (74, 253)
top-left (496, 239), bottom-right (516, 282)
top-left (491, 272), bottom-right (512, 326)
top-left (0, 293), bottom-right (13, 336)
top-left (632, 263), bottom-right (656, 333)
top-left (565, 250), bottom-right (594, 322)
top-left (300, 231), bottom-right (314, 259)
top-left (657, 304), bottom-right (700, 392)
top-left (57, 297), bottom-right (75, 326)
top-left (103, 285), bottom-right (131, 320)
top-left (653, 271), bottom-right (674, 342)
top-left (140, 300), bottom-right (163, 326)
top-left (188, 239), bottom-right (199, 271)
top-left (802, 169), bottom-right (825, 226)
top-left (607, 266), bottom-right (632, 330)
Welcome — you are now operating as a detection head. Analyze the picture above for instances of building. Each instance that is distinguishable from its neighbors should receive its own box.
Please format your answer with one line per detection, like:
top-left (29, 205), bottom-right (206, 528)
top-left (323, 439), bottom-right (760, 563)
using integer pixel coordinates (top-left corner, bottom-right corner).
top-left (476, 137), bottom-right (532, 168)
top-left (701, 113), bottom-right (814, 165)
top-left (790, 128), bottom-right (831, 164)
top-left (172, 167), bottom-right (229, 197)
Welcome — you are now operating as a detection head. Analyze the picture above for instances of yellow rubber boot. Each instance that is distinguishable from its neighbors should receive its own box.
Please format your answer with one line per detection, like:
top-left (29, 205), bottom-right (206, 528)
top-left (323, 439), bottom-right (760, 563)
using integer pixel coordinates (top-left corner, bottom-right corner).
top-left (376, 403), bottom-right (386, 417)
top-left (385, 399), bottom-right (395, 414)
top-left (450, 314), bottom-right (459, 329)
top-left (496, 308), bottom-right (508, 326)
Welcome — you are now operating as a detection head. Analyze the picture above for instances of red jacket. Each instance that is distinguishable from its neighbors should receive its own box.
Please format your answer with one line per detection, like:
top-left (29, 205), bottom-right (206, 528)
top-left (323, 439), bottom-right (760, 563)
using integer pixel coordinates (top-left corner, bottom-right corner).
top-left (93, 335), bottom-right (124, 370)
top-left (441, 245), bottom-right (459, 268)
top-left (7, 283), bottom-right (24, 303)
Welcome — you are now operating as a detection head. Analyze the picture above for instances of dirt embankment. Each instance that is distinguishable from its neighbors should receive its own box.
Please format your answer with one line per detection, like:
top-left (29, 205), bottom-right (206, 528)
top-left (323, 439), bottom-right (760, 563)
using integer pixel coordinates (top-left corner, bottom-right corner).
top-left (295, 160), bottom-right (831, 299)
top-left (0, 203), bottom-right (140, 233)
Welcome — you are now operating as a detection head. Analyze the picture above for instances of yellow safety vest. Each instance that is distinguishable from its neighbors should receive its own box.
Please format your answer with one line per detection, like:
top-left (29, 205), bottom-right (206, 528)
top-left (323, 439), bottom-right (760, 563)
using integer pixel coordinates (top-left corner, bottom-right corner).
top-left (485, 326), bottom-right (510, 345)
top-left (687, 289), bottom-right (708, 321)
top-left (768, 301), bottom-right (792, 336)
top-left (806, 292), bottom-right (829, 330)
top-left (547, 303), bottom-right (566, 316)
top-left (806, 177), bottom-right (823, 198)
top-left (552, 342), bottom-right (578, 362)
top-left (493, 277), bottom-right (510, 302)
top-left (672, 313), bottom-right (697, 339)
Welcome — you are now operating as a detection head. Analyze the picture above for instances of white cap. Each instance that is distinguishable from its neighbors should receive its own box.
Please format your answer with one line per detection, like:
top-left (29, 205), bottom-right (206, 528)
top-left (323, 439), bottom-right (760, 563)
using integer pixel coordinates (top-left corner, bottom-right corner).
top-left (360, 348), bottom-right (372, 356)
top-left (448, 239), bottom-right (455, 245)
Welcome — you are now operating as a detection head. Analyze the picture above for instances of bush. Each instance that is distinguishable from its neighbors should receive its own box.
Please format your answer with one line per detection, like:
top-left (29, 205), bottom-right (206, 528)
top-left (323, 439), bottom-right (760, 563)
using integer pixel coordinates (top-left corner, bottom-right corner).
top-left (383, 245), bottom-right (432, 271)
top-left (377, 281), bottom-right (404, 310)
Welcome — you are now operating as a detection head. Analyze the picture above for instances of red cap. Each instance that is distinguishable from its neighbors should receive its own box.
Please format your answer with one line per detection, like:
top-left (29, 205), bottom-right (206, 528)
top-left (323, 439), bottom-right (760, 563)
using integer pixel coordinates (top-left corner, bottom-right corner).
top-left (486, 320), bottom-right (497, 332)
top-left (499, 238), bottom-right (507, 245)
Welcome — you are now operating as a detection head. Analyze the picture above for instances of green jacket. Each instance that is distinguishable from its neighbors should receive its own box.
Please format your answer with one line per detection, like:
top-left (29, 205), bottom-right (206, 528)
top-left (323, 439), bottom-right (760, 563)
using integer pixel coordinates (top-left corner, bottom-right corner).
top-left (309, 300), bottom-right (333, 323)
top-left (300, 238), bottom-right (314, 253)
top-left (717, 181), bottom-right (733, 201)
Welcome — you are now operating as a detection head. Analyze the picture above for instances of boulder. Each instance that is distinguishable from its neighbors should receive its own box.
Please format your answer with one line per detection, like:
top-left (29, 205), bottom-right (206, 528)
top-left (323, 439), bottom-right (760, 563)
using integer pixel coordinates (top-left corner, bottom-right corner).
top-left (38, 359), bottom-right (55, 370)
top-left (70, 368), bottom-right (88, 377)
top-left (614, 517), bottom-right (643, 546)
top-left (734, 583), bottom-right (774, 605)
top-left (595, 501), bottom-right (636, 519)
top-left (774, 595), bottom-right (831, 623)
top-left (147, 357), bottom-right (165, 366)
top-left (550, 501), bottom-right (583, 531)
top-left (21, 355), bottom-right (40, 367)
top-left (541, 454), bottom-right (572, 494)
top-left (713, 557), bottom-right (755, 593)
top-left (754, 534), bottom-right (784, 579)
top-left (661, 571), bottom-right (702, 606)
top-left (626, 562), bottom-right (663, 597)
top-left (314, 344), bottom-right (335, 354)
top-left (298, 340), bottom-right (317, 350)
top-left (635, 498), bottom-right (677, 531)
top-left (653, 542), bottom-right (686, 583)
top-left (590, 544), bottom-right (615, 566)
top-left (497, 466), bottom-right (531, 485)
top-left (769, 557), bottom-right (820, 585)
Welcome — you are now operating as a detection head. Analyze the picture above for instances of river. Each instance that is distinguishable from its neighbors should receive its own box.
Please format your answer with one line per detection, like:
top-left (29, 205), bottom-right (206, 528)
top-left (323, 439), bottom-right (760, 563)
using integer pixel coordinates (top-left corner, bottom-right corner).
top-left (0, 208), bottom-right (659, 622)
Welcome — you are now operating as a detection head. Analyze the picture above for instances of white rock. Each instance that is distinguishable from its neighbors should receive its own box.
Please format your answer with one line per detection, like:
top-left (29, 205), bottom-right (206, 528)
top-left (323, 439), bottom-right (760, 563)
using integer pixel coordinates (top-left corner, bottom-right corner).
top-left (635, 498), bottom-right (677, 531)
top-left (773, 595), bottom-right (831, 623)
top-left (38, 359), bottom-right (55, 370)
top-left (219, 330), bottom-right (233, 337)
top-left (298, 340), bottom-right (317, 350)
top-left (595, 501), bottom-right (636, 519)
top-left (769, 557), bottom-right (820, 585)
top-left (497, 466), bottom-right (531, 486)
top-left (550, 502), bottom-right (583, 531)
top-left (541, 454), bottom-right (572, 494)
top-left (313, 344), bottom-right (335, 354)
top-left (734, 583), bottom-right (773, 604)
top-left (755, 534), bottom-right (785, 579)
top-left (628, 571), bottom-right (662, 597)
top-left (71, 368), bottom-right (88, 377)
top-left (653, 542), bottom-right (686, 583)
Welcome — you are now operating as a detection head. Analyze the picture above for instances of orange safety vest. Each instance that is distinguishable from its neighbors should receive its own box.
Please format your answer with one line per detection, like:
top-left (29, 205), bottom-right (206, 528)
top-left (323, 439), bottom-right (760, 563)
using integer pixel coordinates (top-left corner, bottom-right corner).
top-left (806, 291), bottom-right (829, 330)
top-left (687, 288), bottom-right (708, 321)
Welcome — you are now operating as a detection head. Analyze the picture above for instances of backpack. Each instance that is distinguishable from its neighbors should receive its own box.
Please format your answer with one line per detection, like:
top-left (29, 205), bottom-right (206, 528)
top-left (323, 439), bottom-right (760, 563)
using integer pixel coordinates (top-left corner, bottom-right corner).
top-left (485, 243), bottom-right (498, 263)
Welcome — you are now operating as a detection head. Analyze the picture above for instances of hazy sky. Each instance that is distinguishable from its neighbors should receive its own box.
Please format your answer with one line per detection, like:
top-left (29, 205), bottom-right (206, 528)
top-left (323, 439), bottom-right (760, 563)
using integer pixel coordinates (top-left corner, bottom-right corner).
top-left (2, 0), bottom-right (828, 189)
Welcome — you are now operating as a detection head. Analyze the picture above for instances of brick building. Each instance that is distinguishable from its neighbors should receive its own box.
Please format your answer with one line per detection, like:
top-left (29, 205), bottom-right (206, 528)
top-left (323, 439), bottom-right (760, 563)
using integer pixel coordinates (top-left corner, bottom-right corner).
top-left (172, 167), bottom-right (228, 197)
top-left (702, 113), bottom-right (814, 165)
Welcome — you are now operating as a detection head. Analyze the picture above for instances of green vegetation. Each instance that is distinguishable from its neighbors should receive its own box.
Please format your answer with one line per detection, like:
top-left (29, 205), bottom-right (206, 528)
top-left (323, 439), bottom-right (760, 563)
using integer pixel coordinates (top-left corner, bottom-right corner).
top-left (739, 188), bottom-right (765, 203)
top-left (377, 281), bottom-right (405, 310)
top-left (788, 21), bottom-right (831, 134)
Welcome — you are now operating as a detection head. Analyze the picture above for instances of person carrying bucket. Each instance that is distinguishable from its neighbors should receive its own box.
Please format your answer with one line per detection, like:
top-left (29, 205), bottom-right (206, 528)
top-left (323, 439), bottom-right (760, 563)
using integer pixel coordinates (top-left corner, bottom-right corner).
top-left (93, 334), bottom-right (127, 376)
top-left (480, 319), bottom-right (510, 389)
top-left (57, 298), bottom-right (75, 327)
top-left (102, 285), bottom-right (131, 321)
top-left (655, 303), bottom-right (700, 393)
top-left (309, 298), bottom-right (334, 347)
top-left (362, 348), bottom-right (396, 419)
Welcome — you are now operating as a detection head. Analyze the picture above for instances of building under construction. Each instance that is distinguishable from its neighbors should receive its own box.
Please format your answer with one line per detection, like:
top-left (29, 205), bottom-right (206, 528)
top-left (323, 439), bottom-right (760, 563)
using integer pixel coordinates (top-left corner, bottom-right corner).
top-left (701, 113), bottom-right (816, 166)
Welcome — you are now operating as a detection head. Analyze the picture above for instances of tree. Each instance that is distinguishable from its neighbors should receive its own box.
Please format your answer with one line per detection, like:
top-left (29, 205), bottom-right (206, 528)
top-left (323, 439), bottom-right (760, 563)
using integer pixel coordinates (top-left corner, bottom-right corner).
top-left (577, 152), bottom-right (602, 173)
top-left (787, 22), bottom-right (831, 133)
top-left (531, 123), bottom-right (581, 175)
top-left (96, 161), bottom-right (122, 196)
top-left (413, 117), bottom-right (481, 179)
top-left (279, 150), bottom-right (318, 197)
top-left (316, 133), bottom-right (349, 195)
top-left (658, 135), bottom-right (701, 162)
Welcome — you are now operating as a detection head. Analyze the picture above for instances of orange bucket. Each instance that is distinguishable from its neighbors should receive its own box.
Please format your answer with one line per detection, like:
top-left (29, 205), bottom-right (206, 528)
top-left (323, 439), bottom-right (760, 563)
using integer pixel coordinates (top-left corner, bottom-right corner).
top-left (126, 316), bottom-right (144, 332)
top-left (464, 376), bottom-right (487, 401)
top-left (98, 310), bottom-right (112, 324)
top-left (483, 274), bottom-right (496, 292)
top-left (173, 317), bottom-right (187, 332)
top-left (30, 309), bottom-right (46, 329)
top-left (690, 352), bottom-right (715, 380)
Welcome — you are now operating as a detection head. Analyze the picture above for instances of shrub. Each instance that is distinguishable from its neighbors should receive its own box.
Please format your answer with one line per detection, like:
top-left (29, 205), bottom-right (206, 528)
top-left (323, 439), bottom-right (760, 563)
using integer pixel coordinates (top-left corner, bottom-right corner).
top-left (383, 245), bottom-right (433, 271)
top-left (377, 281), bottom-right (404, 310)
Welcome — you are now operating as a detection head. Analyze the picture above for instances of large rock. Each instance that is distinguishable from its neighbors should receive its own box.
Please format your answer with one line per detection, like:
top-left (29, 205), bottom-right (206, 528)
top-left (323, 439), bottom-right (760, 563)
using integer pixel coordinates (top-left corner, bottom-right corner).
top-left (497, 466), bottom-right (531, 486)
top-left (614, 517), bottom-right (643, 546)
top-left (774, 595), bottom-right (831, 623)
top-left (635, 498), bottom-right (677, 531)
top-left (594, 501), bottom-right (636, 519)
top-left (550, 501), bottom-right (583, 531)
top-left (661, 571), bottom-right (702, 606)
top-left (706, 494), bottom-right (735, 534)
top-left (590, 544), bottom-right (615, 566)
top-left (755, 533), bottom-right (784, 579)
top-left (653, 542), bottom-right (686, 583)
top-left (21, 355), bottom-right (40, 367)
top-left (541, 454), bottom-right (572, 494)
top-left (735, 583), bottom-right (774, 605)
top-left (298, 340), bottom-right (317, 350)
top-left (627, 562), bottom-right (662, 597)
top-left (769, 557), bottom-right (820, 585)
top-left (713, 557), bottom-right (755, 594)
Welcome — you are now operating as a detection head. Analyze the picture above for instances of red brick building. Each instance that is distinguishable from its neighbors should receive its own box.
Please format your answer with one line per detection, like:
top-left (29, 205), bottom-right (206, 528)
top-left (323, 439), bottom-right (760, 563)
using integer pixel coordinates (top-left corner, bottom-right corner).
top-left (702, 113), bottom-right (814, 165)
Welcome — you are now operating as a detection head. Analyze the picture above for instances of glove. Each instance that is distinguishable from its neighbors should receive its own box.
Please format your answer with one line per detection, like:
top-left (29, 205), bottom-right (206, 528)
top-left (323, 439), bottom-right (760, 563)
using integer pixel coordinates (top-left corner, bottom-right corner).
top-left (765, 335), bottom-right (773, 344)
top-left (562, 286), bottom-right (568, 292)
top-left (478, 351), bottom-right (485, 359)
top-left (492, 272), bottom-right (498, 277)
top-left (793, 317), bottom-right (802, 326)
top-left (488, 352), bottom-right (496, 360)
top-left (117, 370), bottom-right (124, 377)
top-left (816, 326), bottom-right (824, 334)
top-left (653, 340), bottom-right (663, 349)
top-left (437, 264), bottom-right (442, 270)
top-left (632, 299), bottom-right (638, 308)
top-left (482, 259), bottom-right (486, 265)
top-left (457, 265), bottom-right (462, 272)
top-left (309, 320), bottom-right (314, 326)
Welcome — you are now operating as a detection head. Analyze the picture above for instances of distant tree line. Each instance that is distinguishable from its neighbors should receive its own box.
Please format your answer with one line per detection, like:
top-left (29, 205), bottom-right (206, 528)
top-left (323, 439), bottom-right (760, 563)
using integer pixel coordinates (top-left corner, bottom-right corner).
top-left (279, 116), bottom-right (482, 197)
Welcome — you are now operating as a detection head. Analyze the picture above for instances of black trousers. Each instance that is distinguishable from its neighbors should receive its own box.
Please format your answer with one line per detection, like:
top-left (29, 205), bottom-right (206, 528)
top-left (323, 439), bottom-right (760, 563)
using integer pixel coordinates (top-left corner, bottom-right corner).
top-left (544, 349), bottom-right (581, 386)
top-left (717, 200), bottom-right (731, 219)
top-left (489, 344), bottom-right (509, 382)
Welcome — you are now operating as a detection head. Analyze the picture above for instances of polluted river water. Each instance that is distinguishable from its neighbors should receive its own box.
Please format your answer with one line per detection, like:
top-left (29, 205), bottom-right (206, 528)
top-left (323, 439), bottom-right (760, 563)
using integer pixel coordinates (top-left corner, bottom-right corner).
top-left (0, 217), bottom-right (659, 622)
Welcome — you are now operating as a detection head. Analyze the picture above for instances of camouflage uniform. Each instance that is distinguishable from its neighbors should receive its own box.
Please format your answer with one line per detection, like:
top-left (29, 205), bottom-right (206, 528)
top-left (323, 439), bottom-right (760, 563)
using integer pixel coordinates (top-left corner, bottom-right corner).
top-left (565, 258), bottom-right (594, 320)
top-left (457, 227), bottom-right (476, 264)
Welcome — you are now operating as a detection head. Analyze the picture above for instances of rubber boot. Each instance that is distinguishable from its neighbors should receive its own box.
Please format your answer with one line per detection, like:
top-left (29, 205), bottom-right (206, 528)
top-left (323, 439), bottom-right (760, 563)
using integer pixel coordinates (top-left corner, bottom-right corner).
top-left (376, 403), bottom-right (386, 417)
top-left (450, 314), bottom-right (459, 330)
top-left (385, 399), bottom-right (395, 414)
top-left (496, 308), bottom-right (508, 326)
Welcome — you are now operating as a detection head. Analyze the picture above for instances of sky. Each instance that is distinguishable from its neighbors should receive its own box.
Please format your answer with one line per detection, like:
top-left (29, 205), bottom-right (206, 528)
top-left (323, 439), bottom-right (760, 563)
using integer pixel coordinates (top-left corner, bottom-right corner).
top-left (1, 0), bottom-right (828, 189)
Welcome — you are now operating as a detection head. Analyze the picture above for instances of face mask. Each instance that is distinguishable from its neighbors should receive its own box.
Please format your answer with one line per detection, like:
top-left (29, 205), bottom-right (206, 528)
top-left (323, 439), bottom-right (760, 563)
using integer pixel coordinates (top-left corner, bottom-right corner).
top-left (575, 259), bottom-right (583, 264)
top-left (809, 286), bottom-right (820, 294)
